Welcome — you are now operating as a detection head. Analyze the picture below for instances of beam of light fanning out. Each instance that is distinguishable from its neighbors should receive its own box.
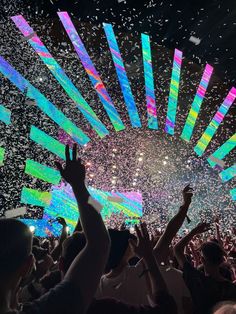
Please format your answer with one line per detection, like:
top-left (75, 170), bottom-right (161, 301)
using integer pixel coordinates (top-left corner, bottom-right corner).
top-left (230, 188), bottom-right (236, 201)
top-left (21, 187), bottom-right (52, 207)
top-left (0, 56), bottom-right (90, 146)
top-left (25, 159), bottom-right (61, 185)
top-left (30, 126), bottom-right (71, 160)
top-left (0, 147), bottom-right (5, 166)
top-left (207, 133), bottom-right (236, 167)
top-left (103, 23), bottom-right (141, 128)
top-left (12, 15), bottom-right (109, 138)
top-left (0, 105), bottom-right (11, 125)
top-left (57, 12), bottom-right (125, 132)
top-left (194, 87), bottom-right (236, 156)
top-left (181, 64), bottom-right (213, 141)
top-left (141, 33), bottom-right (158, 129)
top-left (165, 49), bottom-right (183, 135)
top-left (219, 164), bottom-right (236, 182)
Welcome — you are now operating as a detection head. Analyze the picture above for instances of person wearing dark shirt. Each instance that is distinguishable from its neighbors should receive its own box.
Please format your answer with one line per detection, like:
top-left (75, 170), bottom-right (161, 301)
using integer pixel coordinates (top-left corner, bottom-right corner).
top-left (0, 144), bottom-right (110, 314)
top-left (174, 222), bottom-right (236, 314)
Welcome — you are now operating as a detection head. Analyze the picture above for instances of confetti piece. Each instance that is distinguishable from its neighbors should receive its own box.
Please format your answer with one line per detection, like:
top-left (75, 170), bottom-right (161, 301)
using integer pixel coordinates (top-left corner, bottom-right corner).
top-left (5, 207), bottom-right (27, 218)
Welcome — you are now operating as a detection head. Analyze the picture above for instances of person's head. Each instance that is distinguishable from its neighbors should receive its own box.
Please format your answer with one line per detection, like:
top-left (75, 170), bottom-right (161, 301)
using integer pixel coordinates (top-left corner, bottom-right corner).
top-left (105, 229), bottom-right (137, 272)
top-left (200, 241), bottom-right (225, 270)
top-left (0, 219), bottom-right (34, 288)
top-left (213, 302), bottom-right (236, 314)
top-left (32, 246), bottom-right (54, 279)
top-left (59, 232), bottom-right (86, 275)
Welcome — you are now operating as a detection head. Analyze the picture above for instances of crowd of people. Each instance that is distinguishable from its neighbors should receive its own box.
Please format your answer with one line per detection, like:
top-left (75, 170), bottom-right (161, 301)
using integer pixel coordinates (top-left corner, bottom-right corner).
top-left (0, 144), bottom-right (235, 314)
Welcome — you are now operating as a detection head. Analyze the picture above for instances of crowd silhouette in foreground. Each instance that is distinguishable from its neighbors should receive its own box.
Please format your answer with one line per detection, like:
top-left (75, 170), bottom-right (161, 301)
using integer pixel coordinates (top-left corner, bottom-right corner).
top-left (0, 144), bottom-right (235, 314)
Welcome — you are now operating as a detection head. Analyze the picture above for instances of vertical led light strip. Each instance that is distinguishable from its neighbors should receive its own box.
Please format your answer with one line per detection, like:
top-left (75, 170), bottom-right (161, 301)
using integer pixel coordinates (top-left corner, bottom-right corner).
top-left (207, 133), bottom-right (236, 167)
top-left (12, 15), bottom-right (109, 138)
top-left (0, 147), bottom-right (5, 166)
top-left (25, 159), bottom-right (61, 185)
top-left (230, 188), bottom-right (236, 201)
top-left (30, 126), bottom-right (71, 160)
top-left (219, 164), bottom-right (236, 182)
top-left (165, 49), bottom-right (183, 135)
top-left (21, 187), bottom-right (52, 207)
top-left (181, 64), bottom-right (213, 141)
top-left (141, 33), bottom-right (158, 129)
top-left (0, 105), bottom-right (11, 125)
top-left (0, 56), bottom-right (90, 146)
top-left (103, 23), bottom-right (141, 128)
top-left (57, 12), bottom-right (125, 132)
top-left (194, 87), bottom-right (236, 156)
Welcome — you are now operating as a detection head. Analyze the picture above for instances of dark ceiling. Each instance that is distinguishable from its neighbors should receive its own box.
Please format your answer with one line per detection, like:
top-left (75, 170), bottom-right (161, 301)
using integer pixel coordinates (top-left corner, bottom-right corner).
top-left (2, 0), bottom-right (236, 84)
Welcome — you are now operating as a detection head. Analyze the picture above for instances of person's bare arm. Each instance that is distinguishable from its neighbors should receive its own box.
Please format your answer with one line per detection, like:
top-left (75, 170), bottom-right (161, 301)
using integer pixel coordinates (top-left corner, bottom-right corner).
top-left (174, 222), bottom-right (210, 269)
top-left (153, 185), bottom-right (193, 264)
top-left (50, 217), bottom-right (68, 262)
top-left (56, 144), bottom-right (110, 313)
top-left (130, 223), bottom-right (168, 298)
top-left (214, 217), bottom-right (223, 247)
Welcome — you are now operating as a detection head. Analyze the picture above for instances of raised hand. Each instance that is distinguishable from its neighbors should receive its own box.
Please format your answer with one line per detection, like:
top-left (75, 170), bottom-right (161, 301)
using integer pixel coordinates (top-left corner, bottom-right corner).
top-left (129, 223), bottom-right (153, 260)
top-left (56, 217), bottom-right (67, 227)
top-left (193, 222), bottom-right (211, 235)
top-left (55, 144), bottom-right (86, 189)
top-left (182, 184), bottom-right (193, 205)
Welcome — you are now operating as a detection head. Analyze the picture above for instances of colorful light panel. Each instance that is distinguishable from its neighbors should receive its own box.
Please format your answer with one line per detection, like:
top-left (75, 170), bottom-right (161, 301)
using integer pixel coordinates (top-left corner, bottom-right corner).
top-left (141, 33), bottom-right (158, 129)
top-left (21, 183), bottom-right (143, 236)
top-left (0, 104), bottom-right (11, 125)
top-left (21, 187), bottom-right (52, 207)
top-left (12, 15), bottom-right (109, 138)
top-left (0, 56), bottom-right (89, 146)
top-left (165, 49), bottom-right (183, 135)
top-left (0, 147), bottom-right (5, 166)
top-left (230, 188), bottom-right (236, 201)
top-left (207, 133), bottom-right (236, 168)
top-left (25, 159), bottom-right (61, 185)
top-left (219, 164), bottom-right (236, 182)
top-left (181, 64), bottom-right (213, 141)
top-left (57, 12), bottom-right (125, 132)
top-left (103, 23), bottom-right (141, 128)
top-left (194, 87), bottom-right (236, 156)
top-left (30, 126), bottom-right (71, 160)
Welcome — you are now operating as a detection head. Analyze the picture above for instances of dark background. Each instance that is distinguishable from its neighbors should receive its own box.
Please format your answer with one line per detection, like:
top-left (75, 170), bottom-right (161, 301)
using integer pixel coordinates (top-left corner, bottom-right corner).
top-left (2, 0), bottom-right (236, 84)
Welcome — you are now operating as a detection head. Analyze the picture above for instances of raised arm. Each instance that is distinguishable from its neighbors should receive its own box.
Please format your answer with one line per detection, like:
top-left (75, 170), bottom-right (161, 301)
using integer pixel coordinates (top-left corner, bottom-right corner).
top-left (129, 223), bottom-right (177, 313)
top-left (153, 185), bottom-right (193, 264)
top-left (50, 217), bottom-right (68, 262)
top-left (55, 144), bottom-right (110, 313)
top-left (173, 222), bottom-right (210, 269)
top-left (214, 217), bottom-right (223, 247)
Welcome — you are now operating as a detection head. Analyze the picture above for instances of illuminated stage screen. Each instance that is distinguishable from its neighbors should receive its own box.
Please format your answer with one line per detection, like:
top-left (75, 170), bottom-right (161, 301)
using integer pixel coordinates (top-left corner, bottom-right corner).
top-left (0, 12), bottom-right (235, 236)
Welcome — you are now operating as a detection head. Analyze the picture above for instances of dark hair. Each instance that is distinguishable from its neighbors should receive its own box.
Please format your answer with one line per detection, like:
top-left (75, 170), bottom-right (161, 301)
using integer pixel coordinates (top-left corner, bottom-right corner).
top-left (61, 232), bottom-right (86, 273)
top-left (201, 241), bottom-right (225, 266)
top-left (40, 270), bottom-right (61, 291)
top-left (0, 219), bottom-right (32, 277)
top-left (105, 229), bottom-right (136, 272)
